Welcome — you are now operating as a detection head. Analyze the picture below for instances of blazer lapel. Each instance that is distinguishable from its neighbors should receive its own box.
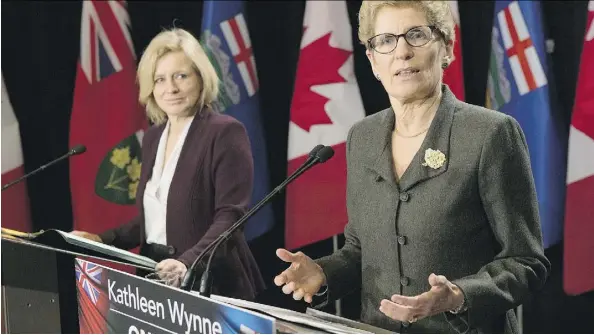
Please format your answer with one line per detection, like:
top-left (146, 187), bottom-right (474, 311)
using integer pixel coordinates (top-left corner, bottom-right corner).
top-left (167, 109), bottom-right (210, 211)
top-left (367, 109), bottom-right (399, 187)
top-left (398, 85), bottom-right (456, 192)
top-left (138, 123), bottom-right (165, 199)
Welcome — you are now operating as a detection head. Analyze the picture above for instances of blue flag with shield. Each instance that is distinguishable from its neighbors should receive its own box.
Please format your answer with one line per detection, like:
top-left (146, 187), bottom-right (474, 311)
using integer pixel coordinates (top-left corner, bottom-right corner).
top-left (201, 0), bottom-right (274, 241)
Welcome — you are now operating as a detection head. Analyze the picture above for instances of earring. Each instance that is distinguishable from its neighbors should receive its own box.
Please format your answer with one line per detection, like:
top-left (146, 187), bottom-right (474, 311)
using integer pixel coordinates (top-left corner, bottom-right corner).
top-left (441, 62), bottom-right (448, 69)
top-left (375, 73), bottom-right (381, 80)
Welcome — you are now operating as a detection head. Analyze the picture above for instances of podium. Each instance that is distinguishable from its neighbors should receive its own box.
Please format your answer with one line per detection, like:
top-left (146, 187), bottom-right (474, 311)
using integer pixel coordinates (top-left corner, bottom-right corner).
top-left (1, 230), bottom-right (392, 334)
top-left (2, 236), bottom-right (78, 333)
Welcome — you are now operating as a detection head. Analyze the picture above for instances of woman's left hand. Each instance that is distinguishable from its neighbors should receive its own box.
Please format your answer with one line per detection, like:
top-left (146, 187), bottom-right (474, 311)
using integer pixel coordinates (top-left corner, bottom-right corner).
top-left (379, 273), bottom-right (465, 323)
top-left (155, 259), bottom-right (187, 287)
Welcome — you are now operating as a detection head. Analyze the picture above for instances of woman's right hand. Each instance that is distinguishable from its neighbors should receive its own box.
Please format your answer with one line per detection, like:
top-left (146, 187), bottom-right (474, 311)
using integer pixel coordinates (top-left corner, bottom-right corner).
top-left (274, 248), bottom-right (327, 303)
top-left (71, 231), bottom-right (102, 243)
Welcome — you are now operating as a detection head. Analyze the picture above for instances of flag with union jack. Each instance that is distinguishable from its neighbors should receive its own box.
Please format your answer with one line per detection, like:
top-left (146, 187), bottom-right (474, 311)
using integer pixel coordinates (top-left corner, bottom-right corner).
top-left (69, 1), bottom-right (147, 255)
top-left (75, 259), bottom-right (109, 334)
top-left (200, 0), bottom-right (274, 241)
top-left (486, 0), bottom-right (567, 248)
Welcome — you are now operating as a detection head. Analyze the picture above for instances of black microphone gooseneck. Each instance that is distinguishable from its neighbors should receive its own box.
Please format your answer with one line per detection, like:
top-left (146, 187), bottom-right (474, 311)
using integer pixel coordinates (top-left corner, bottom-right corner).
top-left (179, 145), bottom-right (334, 293)
top-left (1, 144), bottom-right (87, 191)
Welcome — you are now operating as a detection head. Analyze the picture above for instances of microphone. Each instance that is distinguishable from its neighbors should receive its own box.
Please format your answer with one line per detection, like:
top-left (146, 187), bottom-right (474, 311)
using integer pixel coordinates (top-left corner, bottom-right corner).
top-left (179, 145), bottom-right (335, 293)
top-left (1, 144), bottom-right (87, 191)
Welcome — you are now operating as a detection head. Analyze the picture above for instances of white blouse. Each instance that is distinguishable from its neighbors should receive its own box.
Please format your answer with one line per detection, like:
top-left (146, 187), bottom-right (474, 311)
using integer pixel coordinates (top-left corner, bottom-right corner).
top-left (143, 117), bottom-right (194, 245)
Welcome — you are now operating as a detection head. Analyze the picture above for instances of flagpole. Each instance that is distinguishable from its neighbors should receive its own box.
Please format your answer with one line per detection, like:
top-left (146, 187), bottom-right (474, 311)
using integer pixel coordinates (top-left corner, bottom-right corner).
top-left (332, 234), bottom-right (341, 317)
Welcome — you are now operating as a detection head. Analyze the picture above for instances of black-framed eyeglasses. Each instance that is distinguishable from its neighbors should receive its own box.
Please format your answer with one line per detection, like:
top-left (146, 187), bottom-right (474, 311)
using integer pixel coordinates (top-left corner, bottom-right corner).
top-left (367, 25), bottom-right (439, 54)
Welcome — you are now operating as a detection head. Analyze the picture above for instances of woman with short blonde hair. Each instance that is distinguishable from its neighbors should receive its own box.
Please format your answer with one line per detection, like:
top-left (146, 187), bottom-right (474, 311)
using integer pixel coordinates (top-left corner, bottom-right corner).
top-left (73, 28), bottom-right (265, 300)
top-left (137, 28), bottom-right (219, 125)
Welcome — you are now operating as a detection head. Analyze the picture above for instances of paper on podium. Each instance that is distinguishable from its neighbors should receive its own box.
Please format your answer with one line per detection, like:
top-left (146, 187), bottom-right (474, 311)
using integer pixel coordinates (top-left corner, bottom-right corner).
top-left (10, 228), bottom-right (157, 270)
top-left (306, 307), bottom-right (394, 333)
top-left (210, 295), bottom-right (391, 334)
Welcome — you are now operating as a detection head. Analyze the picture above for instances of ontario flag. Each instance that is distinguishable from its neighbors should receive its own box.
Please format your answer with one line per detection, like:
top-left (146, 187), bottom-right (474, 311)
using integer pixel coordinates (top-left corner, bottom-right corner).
top-left (444, 1), bottom-right (465, 101)
top-left (486, 1), bottom-right (566, 248)
top-left (1, 74), bottom-right (32, 233)
top-left (564, 0), bottom-right (594, 296)
top-left (70, 2), bottom-right (147, 243)
top-left (75, 259), bottom-right (109, 334)
top-left (285, 0), bottom-right (365, 250)
top-left (201, 0), bottom-right (274, 240)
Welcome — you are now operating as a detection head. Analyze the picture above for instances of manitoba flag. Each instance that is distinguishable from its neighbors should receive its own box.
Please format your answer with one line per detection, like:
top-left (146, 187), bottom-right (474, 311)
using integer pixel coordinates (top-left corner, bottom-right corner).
top-left (285, 0), bottom-right (365, 250)
top-left (1, 74), bottom-right (32, 232)
top-left (563, 0), bottom-right (594, 296)
top-left (69, 1), bottom-right (147, 241)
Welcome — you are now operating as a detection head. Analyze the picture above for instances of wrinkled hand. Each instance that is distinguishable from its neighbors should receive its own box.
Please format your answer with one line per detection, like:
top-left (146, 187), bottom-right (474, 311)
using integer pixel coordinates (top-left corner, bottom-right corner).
top-left (379, 273), bottom-right (465, 323)
top-left (155, 259), bottom-right (187, 288)
top-left (273, 248), bottom-right (326, 304)
top-left (71, 231), bottom-right (102, 243)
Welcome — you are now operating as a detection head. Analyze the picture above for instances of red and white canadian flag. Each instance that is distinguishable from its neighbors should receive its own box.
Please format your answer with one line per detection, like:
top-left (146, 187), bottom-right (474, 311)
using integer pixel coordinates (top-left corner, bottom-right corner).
top-left (563, 0), bottom-right (594, 296)
top-left (285, 0), bottom-right (365, 250)
top-left (444, 1), bottom-right (465, 101)
top-left (1, 74), bottom-right (32, 232)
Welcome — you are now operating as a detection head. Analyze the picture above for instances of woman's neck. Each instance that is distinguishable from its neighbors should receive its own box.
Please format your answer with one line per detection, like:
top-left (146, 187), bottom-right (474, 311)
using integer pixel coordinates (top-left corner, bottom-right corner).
top-left (390, 88), bottom-right (442, 135)
top-left (168, 114), bottom-right (193, 134)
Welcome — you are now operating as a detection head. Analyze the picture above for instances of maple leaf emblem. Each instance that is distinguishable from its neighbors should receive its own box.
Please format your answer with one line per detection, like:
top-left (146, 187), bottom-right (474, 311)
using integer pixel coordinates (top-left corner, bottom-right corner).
top-left (290, 31), bottom-right (352, 132)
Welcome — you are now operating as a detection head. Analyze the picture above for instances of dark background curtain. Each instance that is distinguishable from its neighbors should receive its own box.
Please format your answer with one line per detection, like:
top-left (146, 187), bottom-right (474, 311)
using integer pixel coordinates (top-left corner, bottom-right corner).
top-left (2, 1), bottom-right (593, 332)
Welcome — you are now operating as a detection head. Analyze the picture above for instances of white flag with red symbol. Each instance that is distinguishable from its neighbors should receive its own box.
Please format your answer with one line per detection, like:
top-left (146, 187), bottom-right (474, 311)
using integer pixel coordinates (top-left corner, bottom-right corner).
top-left (563, 0), bottom-right (594, 296)
top-left (285, 0), bottom-right (365, 250)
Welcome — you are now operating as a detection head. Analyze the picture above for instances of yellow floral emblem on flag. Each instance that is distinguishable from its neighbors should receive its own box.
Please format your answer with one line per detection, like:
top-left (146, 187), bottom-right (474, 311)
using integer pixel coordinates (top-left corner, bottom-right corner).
top-left (95, 131), bottom-right (143, 205)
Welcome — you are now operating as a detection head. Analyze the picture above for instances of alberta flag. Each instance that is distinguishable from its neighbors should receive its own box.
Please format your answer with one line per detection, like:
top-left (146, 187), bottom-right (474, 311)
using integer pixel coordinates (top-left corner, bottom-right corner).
top-left (486, 1), bottom-right (566, 248)
top-left (201, 0), bottom-right (274, 241)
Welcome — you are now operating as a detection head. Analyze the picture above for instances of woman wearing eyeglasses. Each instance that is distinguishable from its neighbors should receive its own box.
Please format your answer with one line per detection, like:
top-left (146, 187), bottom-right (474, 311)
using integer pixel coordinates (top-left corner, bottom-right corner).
top-left (273, 1), bottom-right (550, 333)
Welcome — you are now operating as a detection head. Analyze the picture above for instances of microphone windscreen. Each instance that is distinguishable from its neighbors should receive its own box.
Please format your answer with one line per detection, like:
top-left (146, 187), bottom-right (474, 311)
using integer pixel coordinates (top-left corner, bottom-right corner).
top-left (309, 144), bottom-right (325, 158)
top-left (71, 144), bottom-right (87, 155)
top-left (316, 146), bottom-right (335, 163)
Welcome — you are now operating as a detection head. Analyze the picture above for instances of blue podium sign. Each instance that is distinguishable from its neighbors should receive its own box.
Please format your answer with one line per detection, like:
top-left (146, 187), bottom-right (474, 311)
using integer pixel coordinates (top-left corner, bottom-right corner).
top-left (74, 258), bottom-right (275, 334)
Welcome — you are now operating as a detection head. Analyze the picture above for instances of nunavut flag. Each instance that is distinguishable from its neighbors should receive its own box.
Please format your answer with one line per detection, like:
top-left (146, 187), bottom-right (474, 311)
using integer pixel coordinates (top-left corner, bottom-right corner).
top-left (486, 1), bottom-right (566, 249)
top-left (285, 0), bottom-right (366, 250)
top-left (563, 0), bottom-right (594, 296)
top-left (69, 1), bottom-right (147, 240)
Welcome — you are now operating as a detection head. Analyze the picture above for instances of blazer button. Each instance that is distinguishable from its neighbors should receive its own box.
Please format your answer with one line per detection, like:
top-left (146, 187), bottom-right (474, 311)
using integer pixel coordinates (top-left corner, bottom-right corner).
top-left (399, 193), bottom-right (410, 201)
top-left (400, 276), bottom-right (410, 286)
top-left (397, 235), bottom-right (407, 245)
top-left (375, 175), bottom-right (383, 182)
top-left (167, 246), bottom-right (176, 256)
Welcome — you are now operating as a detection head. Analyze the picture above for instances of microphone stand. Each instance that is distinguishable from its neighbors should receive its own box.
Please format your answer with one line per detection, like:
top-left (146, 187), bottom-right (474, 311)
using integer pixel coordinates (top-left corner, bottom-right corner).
top-left (2, 145), bottom-right (86, 191)
top-left (180, 147), bottom-right (332, 293)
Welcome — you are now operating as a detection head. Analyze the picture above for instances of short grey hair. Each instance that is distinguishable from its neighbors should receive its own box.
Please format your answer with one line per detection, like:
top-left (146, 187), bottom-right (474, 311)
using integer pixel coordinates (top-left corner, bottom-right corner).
top-left (358, 0), bottom-right (455, 47)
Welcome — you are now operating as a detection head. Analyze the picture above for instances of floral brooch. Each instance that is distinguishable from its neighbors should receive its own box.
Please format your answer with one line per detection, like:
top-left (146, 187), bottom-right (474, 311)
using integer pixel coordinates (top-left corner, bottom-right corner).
top-left (421, 148), bottom-right (446, 169)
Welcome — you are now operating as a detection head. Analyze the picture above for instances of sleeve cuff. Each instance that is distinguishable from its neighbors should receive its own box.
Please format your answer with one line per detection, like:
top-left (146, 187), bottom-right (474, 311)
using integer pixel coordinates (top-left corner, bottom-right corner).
top-left (98, 230), bottom-right (116, 245)
top-left (315, 285), bottom-right (328, 296)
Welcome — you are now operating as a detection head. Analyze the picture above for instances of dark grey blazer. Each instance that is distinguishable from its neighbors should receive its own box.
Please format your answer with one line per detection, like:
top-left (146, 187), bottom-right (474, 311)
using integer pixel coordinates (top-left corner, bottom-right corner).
top-left (315, 85), bottom-right (550, 333)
